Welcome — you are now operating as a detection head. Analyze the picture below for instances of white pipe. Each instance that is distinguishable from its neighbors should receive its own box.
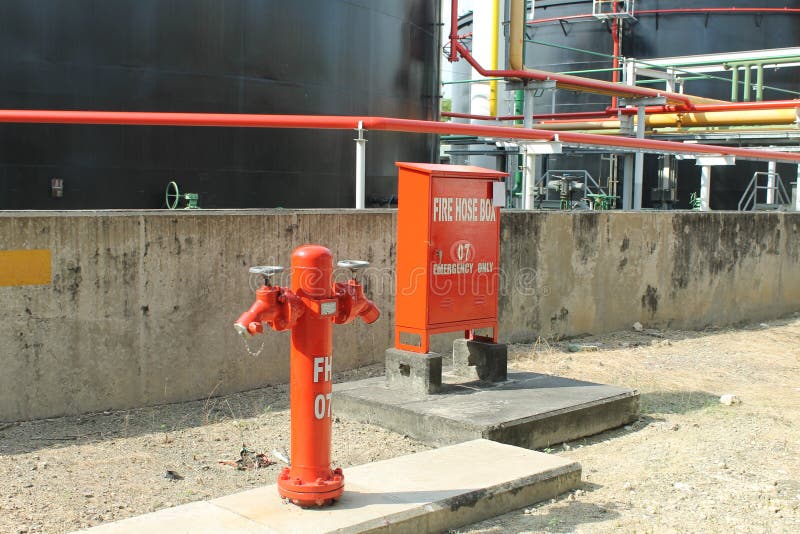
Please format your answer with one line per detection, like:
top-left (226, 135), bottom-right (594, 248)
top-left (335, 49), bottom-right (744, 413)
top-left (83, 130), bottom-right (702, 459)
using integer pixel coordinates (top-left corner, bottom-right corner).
top-left (523, 88), bottom-right (534, 128)
top-left (700, 165), bottom-right (712, 211)
top-left (622, 155), bottom-right (634, 210)
top-left (633, 106), bottom-right (645, 210)
top-left (355, 122), bottom-right (366, 209)
top-left (767, 161), bottom-right (777, 205)
top-left (796, 165), bottom-right (800, 211)
top-left (522, 88), bottom-right (535, 210)
top-left (523, 148), bottom-right (536, 210)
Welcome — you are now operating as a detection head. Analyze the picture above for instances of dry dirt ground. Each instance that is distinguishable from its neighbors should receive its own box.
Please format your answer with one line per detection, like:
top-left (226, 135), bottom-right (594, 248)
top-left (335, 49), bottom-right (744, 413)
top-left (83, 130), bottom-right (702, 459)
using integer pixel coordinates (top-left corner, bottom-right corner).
top-left (463, 315), bottom-right (800, 534)
top-left (1, 317), bottom-right (799, 533)
top-left (0, 365), bottom-right (430, 534)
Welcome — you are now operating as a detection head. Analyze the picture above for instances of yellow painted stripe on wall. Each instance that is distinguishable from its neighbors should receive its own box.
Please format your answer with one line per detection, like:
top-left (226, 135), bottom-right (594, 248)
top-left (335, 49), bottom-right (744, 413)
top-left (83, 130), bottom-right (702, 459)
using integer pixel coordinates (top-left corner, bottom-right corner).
top-left (0, 249), bottom-right (52, 286)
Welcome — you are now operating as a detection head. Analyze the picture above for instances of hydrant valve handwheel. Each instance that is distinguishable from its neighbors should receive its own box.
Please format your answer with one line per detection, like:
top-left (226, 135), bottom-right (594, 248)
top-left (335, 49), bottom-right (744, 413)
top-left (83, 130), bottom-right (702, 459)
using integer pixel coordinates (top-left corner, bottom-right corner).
top-left (233, 245), bottom-right (380, 507)
top-left (249, 265), bottom-right (285, 284)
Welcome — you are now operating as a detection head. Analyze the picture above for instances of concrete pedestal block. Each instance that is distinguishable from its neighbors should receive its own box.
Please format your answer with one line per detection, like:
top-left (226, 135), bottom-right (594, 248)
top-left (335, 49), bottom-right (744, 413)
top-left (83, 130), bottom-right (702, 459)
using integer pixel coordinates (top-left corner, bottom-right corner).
top-left (385, 348), bottom-right (442, 395)
top-left (453, 339), bottom-right (508, 382)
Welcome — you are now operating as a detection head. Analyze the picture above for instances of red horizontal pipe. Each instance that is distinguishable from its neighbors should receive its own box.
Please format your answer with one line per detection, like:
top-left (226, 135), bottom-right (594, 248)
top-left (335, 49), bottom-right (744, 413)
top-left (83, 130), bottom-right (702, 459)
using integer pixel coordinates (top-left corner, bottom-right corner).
top-left (529, 7), bottom-right (800, 25)
top-left (1, 109), bottom-right (799, 164)
top-left (535, 110), bottom-right (615, 120)
top-left (538, 117), bottom-right (616, 125)
top-left (442, 110), bottom-right (613, 121)
top-left (454, 42), bottom-right (695, 108)
top-left (443, 111), bottom-right (522, 121)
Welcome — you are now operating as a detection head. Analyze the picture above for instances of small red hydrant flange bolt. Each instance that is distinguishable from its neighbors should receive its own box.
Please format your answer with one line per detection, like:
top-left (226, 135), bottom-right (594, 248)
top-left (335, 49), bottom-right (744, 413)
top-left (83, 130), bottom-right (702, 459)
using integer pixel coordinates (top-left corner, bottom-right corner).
top-left (234, 245), bottom-right (379, 507)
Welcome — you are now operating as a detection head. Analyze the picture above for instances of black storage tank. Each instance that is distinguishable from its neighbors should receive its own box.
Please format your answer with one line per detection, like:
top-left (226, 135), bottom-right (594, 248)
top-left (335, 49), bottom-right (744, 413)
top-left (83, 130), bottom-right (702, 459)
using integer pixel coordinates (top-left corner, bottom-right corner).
top-left (0, 0), bottom-right (440, 209)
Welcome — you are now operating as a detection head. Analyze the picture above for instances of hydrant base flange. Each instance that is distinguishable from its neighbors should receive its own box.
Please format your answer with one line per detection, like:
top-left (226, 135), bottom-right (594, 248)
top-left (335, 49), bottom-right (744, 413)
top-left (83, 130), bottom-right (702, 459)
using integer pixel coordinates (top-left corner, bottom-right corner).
top-left (277, 466), bottom-right (344, 507)
top-left (277, 486), bottom-right (344, 507)
top-left (277, 470), bottom-right (344, 507)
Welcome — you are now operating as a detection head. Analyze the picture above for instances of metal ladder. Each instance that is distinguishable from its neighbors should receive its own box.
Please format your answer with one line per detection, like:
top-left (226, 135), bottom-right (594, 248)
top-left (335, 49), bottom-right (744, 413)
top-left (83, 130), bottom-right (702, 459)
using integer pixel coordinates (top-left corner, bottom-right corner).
top-left (738, 171), bottom-right (791, 211)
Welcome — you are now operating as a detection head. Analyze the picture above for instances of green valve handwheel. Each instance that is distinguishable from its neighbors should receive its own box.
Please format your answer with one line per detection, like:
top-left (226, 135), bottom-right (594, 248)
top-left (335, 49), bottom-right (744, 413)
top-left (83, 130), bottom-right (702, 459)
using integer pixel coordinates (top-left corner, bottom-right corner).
top-left (165, 181), bottom-right (200, 209)
top-left (165, 181), bottom-right (181, 210)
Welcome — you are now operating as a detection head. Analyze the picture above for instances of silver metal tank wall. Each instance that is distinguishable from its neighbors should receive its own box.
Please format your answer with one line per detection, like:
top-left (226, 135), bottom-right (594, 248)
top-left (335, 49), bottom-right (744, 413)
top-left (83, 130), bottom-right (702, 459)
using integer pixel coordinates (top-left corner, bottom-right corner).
top-left (525, 0), bottom-right (800, 209)
top-left (0, 0), bottom-right (440, 209)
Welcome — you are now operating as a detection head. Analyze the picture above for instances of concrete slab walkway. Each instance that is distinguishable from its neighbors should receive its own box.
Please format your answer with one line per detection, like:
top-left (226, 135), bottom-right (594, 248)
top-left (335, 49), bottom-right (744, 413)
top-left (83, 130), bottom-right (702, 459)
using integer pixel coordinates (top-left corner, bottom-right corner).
top-left (77, 439), bottom-right (581, 534)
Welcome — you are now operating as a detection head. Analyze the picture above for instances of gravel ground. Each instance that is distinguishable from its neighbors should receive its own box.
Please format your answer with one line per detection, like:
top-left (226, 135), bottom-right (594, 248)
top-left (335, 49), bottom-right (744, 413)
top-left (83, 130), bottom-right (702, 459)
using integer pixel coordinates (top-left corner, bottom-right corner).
top-left (461, 316), bottom-right (800, 533)
top-left (0, 365), bottom-right (429, 534)
top-left (1, 317), bottom-right (799, 533)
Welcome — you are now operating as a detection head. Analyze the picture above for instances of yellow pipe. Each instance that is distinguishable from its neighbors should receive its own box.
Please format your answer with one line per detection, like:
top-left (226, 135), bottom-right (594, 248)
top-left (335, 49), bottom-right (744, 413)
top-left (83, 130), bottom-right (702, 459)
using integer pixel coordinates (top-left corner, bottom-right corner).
top-left (649, 109), bottom-right (796, 127)
top-left (534, 109), bottom-right (799, 131)
top-left (489, 0), bottom-right (500, 116)
top-left (509, 0), bottom-right (524, 74)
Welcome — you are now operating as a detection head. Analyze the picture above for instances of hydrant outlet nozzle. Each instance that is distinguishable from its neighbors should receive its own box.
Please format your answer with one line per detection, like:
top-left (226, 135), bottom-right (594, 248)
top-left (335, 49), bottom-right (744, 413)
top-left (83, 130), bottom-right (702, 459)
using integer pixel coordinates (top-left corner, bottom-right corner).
top-left (359, 301), bottom-right (380, 324)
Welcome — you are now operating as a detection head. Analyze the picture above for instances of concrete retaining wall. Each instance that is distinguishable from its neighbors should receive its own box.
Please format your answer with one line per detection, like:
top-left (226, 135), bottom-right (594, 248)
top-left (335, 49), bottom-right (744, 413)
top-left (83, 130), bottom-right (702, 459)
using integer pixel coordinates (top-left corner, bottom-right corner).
top-left (1, 210), bottom-right (798, 421)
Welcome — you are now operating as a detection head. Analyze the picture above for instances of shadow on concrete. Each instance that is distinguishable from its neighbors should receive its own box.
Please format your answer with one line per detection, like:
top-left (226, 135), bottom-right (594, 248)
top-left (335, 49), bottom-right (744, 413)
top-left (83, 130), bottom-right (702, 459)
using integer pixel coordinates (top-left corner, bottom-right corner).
top-left (308, 488), bottom-right (533, 512)
top-left (441, 371), bottom-right (607, 396)
top-left (545, 415), bottom-right (662, 451)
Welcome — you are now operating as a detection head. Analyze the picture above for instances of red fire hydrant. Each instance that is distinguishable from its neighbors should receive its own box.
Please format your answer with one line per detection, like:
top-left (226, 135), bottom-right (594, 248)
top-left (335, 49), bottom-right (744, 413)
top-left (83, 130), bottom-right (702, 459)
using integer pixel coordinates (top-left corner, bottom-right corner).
top-left (234, 245), bottom-right (379, 506)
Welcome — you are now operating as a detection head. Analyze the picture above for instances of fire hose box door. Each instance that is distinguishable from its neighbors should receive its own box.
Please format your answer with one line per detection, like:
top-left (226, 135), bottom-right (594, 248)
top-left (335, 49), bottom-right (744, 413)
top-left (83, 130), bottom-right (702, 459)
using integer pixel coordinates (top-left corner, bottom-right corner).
top-left (395, 163), bottom-right (506, 353)
top-left (428, 176), bottom-right (499, 324)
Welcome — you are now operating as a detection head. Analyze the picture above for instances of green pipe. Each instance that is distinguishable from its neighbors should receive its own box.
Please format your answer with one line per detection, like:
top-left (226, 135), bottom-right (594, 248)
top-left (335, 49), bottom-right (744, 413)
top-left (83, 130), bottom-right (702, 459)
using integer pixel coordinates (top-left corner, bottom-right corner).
top-left (731, 67), bottom-right (739, 102)
top-left (635, 79), bottom-right (673, 85)
top-left (560, 67), bottom-right (622, 75)
top-left (532, 38), bottom-right (800, 69)
top-left (622, 56), bottom-right (799, 97)
top-left (743, 66), bottom-right (752, 102)
top-left (725, 55), bottom-right (800, 68)
top-left (523, 38), bottom-right (800, 98)
top-left (441, 135), bottom-right (478, 141)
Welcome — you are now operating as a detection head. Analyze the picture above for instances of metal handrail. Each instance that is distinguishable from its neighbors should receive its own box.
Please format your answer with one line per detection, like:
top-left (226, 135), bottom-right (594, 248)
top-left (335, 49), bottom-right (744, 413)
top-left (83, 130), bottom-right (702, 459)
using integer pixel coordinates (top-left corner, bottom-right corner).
top-left (534, 170), bottom-right (608, 209)
top-left (593, 0), bottom-right (635, 19)
top-left (738, 171), bottom-right (791, 211)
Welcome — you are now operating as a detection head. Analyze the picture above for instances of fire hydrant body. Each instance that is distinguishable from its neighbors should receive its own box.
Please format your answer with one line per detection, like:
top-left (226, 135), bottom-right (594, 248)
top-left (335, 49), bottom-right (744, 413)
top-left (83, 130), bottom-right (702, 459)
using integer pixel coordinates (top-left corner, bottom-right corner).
top-left (234, 245), bottom-right (379, 507)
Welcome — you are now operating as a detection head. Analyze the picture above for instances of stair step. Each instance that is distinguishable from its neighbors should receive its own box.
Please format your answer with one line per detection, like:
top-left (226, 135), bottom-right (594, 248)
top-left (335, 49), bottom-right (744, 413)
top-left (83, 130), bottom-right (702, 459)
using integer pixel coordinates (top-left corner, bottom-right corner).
top-left (753, 203), bottom-right (784, 211)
